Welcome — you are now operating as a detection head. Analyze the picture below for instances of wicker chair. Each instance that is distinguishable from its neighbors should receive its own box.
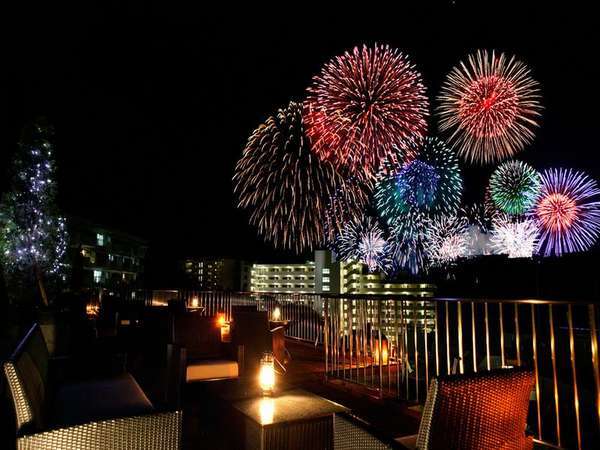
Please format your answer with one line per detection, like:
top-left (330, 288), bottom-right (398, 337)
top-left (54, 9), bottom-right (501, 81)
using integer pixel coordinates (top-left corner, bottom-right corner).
top-left (3, 323), bottom-right (182, 450)
top-left (396, 368), bottom-right (534, 450)
top-left (169, 313), bottom-right (243, 384)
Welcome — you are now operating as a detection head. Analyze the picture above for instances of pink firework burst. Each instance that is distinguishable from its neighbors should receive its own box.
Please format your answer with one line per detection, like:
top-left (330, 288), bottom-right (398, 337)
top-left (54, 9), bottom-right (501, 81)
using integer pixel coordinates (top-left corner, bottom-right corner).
top-left (534, 168), bottom-right (600, 256)
top-left (304, 44), bottom-right (429, 178)
top-left (438, 50), bottom-right (542, 165)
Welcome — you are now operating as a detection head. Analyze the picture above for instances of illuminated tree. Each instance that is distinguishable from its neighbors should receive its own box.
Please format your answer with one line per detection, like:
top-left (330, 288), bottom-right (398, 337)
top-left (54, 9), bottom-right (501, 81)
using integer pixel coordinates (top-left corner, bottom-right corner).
top-left (0, 121), bottom-right (68, 305)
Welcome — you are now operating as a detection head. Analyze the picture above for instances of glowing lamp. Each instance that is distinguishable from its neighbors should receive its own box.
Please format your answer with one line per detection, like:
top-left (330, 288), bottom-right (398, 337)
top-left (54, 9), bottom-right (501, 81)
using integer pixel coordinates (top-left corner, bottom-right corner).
top-left (374, 340), bottom-right (389, 365)
top-left (272, 306), bottom-right (281, 321)
top-left (216, 313), bottom-right (230, 342)
top-left (190, 297), bottom-right (199, 309)
top-left (259, 352), bottom-right (275, 395)
top-left (86, 303), bottom-right (99, 318)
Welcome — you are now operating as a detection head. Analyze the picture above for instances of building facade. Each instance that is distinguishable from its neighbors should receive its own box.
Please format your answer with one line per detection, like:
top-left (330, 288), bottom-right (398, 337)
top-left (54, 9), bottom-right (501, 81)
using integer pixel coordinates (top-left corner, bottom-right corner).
top-left (250, 250), bottom-right (434, 298)
top-left (69, 218), bottom-right (147, 293)
top-left (181, 257), bottom-right (249, 291)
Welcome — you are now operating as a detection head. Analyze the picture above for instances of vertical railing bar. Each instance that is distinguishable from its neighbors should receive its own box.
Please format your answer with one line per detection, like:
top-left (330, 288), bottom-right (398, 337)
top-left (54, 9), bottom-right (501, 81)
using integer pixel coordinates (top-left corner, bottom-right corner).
top-left (445, 302), bottom-right (451, 374)
top-left (348, 299), bottom-right (353, 381)
top-left (363, 300), bottom-right (368, 385)
top-left (371, 300), bottom-right (375, 388)
top-left (388, 301), bottom-right (392, 393)
top-left (458, 301), bottom-right (464, 374)
top-left (485, 302), bottom-right (491, 371)
top-left (342, 299), bottom-right (347, 380)
top-left (434, 302), bottom-right (440, 377)
top-left (378, 300), bottom-right (383, 398)
top-left (531, 304), bottom-right (542, 441)
top-left (396, 298), bottom-right (401, 398)
top-left (548, 304), bottom-right (561, 447)
top-left (471, 302), bottom-right (477, 372)
top-left (324, 297), bottom-right (329, 379)
top-left (424, 301), bottom-right (429, 390)
top-left (413, 301), bottom-right (419, 401)
top-left (514, 303), bottom-right (521, 366)
top-left (499, 303), bottom-right (505, 368)
top-left (568, 304), bottom-right (582, 450)
top-left (589, 304), bottom-right (600, 431)
top-left (402, 301), bottom-right (410, 400)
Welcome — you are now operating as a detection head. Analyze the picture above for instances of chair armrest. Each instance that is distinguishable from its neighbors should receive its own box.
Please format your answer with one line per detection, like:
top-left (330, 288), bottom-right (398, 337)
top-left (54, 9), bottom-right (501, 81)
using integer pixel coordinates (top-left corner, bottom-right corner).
top-left (269, 326), bottom-right (285, 333)
top-left (166, 344), bottom-right (186, 409)
top-left (334, 412), bottom-right (404, 449)
top-left (17, 410), bottom-right (182, 450)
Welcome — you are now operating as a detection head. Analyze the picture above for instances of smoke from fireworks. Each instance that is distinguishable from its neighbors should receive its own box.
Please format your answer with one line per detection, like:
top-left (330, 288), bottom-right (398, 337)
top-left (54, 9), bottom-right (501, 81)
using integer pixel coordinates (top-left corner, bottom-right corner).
top-left (491, 214), bottom-right (539, 258)
top-left (375, 137), bottom-right (463, 226)
top-left (425, 215), bottom-right (469, 266)
top-left (438, 50), bottom-right (542, 165)
top-left (233, 102), bottom-right (367, 253)
top-left (336, 217), bottom-right (390, 273)
top-left (304, 44), bottom-right (429, 178)
top-left (489, 160), bottom-right (541, 215)
top-left (534, 168), bottom-right (600, 256)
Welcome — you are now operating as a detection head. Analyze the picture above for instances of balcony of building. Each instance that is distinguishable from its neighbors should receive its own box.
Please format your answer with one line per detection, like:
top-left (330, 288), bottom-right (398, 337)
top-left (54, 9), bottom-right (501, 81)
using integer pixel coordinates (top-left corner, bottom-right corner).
top-left (2, 290), bottom-right (599, 449)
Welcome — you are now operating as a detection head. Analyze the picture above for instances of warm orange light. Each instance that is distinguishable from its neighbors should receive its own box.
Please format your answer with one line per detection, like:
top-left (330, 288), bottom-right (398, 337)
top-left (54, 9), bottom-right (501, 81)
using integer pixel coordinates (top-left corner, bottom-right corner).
top-left (258, 398), bottom-right (275, 424)
top-left (259, 352), bottom-right (275, 395)
top-left (272, 306), bottom-right (281, 321)
top-left (216, 313), bottom-right (226, 328)
top-left (374, 340), bottom-right (389, 365)
top-left (86, 303), bottom-right (99, 318)
top-left (190, 297), bottom-right (199, 309)
top-left (220, 323), bottom-right (231, 342)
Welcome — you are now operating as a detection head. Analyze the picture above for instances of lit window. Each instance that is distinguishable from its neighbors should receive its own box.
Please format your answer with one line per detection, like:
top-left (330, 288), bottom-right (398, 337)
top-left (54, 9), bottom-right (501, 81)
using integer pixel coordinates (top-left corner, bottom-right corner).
top-left (96, 233), bottom-right (104, 246)
top-left (322, 268), bottom-right (330, 274)
top-left (109, 254), bottom-right (114, 262)
top-left (322, 277), bottom-right (330, 283)
top-left (93, 270), bottom-right (102, 283)
top-left (323, 285), bottom-right (330, 291)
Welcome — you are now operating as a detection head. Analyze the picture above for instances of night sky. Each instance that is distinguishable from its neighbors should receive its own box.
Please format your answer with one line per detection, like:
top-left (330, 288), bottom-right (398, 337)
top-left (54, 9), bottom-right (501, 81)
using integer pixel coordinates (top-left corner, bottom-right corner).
top-left (4, 2), bottom-right (599, 272)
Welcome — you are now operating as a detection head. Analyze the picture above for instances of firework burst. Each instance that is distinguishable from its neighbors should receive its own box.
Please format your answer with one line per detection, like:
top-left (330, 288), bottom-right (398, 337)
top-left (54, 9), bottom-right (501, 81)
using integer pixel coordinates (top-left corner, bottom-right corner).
top-left (460, 203), bottom-right (494, 256)
top-left (491, 214), bottom-right (539, 258)
top-left (389, 211), bottom-right (428, 275)
top-left (438, 50), bottom-right (542, 164)
top-left (489, 160), bottom-right (541, 215)
top-left (304, 44), bottom-right (429, 178)
top-left (425, 215), bottom-right (469, 266)
top-left (374, 137), bottom-right (463, 226)
top-left (233, 102), bottom-right (367, 253)
top-left (336, 217), bottom-right (391, 273)
top-left (534, 168), bottom-right (600, 256)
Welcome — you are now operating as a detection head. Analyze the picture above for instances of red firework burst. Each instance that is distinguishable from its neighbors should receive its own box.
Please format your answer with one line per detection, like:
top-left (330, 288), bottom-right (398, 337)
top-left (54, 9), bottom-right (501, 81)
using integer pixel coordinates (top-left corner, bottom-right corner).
top-left (438, 50), bottom-right (542, 165)
top-left (536, 193), bottom-right (578, 234)
top-left (304, 44), bottom-right (429, 178)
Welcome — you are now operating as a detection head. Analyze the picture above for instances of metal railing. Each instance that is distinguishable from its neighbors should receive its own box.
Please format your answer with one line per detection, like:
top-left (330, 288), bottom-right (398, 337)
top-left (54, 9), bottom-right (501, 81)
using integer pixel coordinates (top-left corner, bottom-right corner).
top-left (140, 289), bottom-right (325, 344)
top-left (323, 295), bottom-right (600, 449)
top-left (115, 288), bottom-right (599, 448)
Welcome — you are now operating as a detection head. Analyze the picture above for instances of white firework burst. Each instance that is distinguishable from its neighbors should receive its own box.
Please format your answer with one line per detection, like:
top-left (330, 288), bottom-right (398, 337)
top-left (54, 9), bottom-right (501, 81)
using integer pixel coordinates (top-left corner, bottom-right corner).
top-left (336, 217), bottom-right (391, 273)
top-left (425, 215), bottom-right (469, 266)
top-left (490, 214), bottom-right (539, 258)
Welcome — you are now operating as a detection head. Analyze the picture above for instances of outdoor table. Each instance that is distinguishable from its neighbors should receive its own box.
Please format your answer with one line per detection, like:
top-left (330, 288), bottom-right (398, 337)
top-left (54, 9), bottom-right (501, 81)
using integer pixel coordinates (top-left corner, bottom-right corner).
top-left (230, 388), bottom-right (347, 450)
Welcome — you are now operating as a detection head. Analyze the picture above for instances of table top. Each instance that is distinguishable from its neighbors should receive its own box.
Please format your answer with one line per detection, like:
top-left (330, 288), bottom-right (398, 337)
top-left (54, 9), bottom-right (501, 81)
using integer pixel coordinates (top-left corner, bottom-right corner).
top-left (232, 388), bottom-right (348, 427)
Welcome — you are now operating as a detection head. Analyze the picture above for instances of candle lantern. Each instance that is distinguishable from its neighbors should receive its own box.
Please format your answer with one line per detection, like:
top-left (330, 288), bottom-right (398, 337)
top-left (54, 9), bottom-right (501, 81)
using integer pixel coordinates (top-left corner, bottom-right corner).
top-left (259, 352), bottom-right (275, 395)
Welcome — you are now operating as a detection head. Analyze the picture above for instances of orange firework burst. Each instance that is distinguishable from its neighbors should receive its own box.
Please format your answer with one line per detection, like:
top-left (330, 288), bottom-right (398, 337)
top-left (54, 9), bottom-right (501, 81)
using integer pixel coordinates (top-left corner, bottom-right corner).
top-left (438, 50), bottom-right (542, 165)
